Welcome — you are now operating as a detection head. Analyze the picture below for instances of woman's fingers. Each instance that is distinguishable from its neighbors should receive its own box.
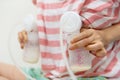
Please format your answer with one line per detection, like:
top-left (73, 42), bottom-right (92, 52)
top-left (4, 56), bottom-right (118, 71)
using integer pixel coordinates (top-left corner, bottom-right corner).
top-left (69, 28), bottom-right (107, 57)
top-left (71, 29), bottom-right (93, 44)
top-left (69, 36), bottom-right (94, 50)
top-left (18, 32), bottom-right (24, 48)
top-left (18, 30), bottom-right (28, 49)
top-left (18, 32), bottom-right (23, 43)
top-left (22, 30), bottom-right (28, 43)
top-left (85, 41), bottom-right (106, 57)
top-left (85, 41), bottom-right (103, 52)
top-left (96, 48), bottom-right (107, 57)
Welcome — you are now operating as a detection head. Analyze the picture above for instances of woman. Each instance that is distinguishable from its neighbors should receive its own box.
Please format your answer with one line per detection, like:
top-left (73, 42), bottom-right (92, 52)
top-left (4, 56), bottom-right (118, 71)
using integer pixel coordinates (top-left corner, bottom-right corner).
top-left (18, 0), bottom-right (120, 79)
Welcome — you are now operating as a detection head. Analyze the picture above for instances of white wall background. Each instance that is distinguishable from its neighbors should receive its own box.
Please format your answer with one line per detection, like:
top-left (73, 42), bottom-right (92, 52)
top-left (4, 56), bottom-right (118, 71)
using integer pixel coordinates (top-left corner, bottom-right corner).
top-left (0, 0), bottom-right (37, 64)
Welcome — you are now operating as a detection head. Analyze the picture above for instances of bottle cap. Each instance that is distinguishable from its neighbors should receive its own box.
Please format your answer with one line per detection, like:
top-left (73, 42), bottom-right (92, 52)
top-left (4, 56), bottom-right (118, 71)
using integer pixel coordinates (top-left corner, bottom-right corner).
top-left (60, 11), bottom-right (82, 33)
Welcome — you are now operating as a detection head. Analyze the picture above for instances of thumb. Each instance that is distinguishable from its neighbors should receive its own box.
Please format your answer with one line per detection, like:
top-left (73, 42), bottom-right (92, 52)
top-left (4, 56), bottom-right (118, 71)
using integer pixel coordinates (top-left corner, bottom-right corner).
top-left (80, 28), bottom-right (88, 32)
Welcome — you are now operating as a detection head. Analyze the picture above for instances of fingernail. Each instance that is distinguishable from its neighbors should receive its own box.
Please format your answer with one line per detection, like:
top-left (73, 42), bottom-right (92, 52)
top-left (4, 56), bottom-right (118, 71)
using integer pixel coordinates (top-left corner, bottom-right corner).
top-left (69, 46), bottom-right (74, 50)
top-left (21, 46), bottom-right (24, 49)
top-left (21, 44), bottom-right (24, 49)
top-left (70, 40), bottom-right (74, 44)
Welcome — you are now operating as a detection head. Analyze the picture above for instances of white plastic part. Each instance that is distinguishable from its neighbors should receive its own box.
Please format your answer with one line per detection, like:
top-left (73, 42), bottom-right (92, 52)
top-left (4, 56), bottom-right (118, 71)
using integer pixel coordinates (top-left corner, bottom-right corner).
top-left (23, 14), bottom-right (37, 32)
top-left (8, 21), bottom-right (39, 80)
top-left (60, 12), bottom-right (82, 34)
top-left (60, 11), bottom-right (81, 80)
top-left (23, 15), bottom-right (39, 63)
top-left (60, 11), bottom-right (93, 80)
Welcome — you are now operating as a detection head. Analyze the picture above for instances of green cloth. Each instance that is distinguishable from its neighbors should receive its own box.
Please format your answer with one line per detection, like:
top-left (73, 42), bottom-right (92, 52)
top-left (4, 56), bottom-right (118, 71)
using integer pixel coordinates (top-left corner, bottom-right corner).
top-left (22, 67), bottom-right (106, 80)
top-left (22, 67), bottom-right (48, 80)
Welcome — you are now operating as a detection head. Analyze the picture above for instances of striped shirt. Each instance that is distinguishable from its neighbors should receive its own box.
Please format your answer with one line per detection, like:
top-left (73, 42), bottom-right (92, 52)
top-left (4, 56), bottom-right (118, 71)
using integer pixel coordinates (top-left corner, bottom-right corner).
top-left (37, 0), bottom-right (120, 79)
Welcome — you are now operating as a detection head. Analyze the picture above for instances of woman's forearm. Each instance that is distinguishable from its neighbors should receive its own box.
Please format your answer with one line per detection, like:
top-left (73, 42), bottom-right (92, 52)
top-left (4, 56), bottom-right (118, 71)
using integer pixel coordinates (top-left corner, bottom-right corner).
top-left (102, 23), bottom-right (120, 45)
top-left (0, 76), bottom-right (9, 80)
top-left (0, 62), bottom-right (26, 80)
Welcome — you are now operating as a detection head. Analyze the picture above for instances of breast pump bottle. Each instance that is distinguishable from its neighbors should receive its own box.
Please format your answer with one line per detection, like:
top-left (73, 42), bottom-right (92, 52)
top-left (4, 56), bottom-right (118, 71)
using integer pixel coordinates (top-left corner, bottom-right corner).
top-left (22, 15), bottom-right (39, 63)
top-left (60, 12), bottom-right (93, 74)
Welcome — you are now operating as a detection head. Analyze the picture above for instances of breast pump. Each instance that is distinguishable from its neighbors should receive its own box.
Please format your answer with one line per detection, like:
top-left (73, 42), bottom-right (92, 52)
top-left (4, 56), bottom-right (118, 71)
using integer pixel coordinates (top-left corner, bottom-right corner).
top-left (22, 15), bottom-right (39, 63)
top-left (8, 14), bottom-right (46, 80)
top-left (60, 11), bottom-right (93, 80)
top-left (8, 11), bottom-right (94, 80)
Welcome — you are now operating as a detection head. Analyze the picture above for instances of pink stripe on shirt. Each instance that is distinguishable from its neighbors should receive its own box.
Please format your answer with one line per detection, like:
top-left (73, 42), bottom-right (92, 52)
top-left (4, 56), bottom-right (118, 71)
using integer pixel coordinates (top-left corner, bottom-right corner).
top-left (37, 0), bottom-right (77, 9)
top-left (37, 14), bottom-right (61, 22)
top-left (39, 38), bottom-right (60, 47)
top-left (41, 52), bottom-right (63, 60)
top-left (38, 26), bottom-right (59, 34)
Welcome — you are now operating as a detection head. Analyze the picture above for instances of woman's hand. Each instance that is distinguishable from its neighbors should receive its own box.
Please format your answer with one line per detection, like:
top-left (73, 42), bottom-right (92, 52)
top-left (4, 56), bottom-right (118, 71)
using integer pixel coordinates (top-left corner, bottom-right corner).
top-left (18, 30), bottom-right (28, 49)
top-left (69, 28), bottom-right (107, 57)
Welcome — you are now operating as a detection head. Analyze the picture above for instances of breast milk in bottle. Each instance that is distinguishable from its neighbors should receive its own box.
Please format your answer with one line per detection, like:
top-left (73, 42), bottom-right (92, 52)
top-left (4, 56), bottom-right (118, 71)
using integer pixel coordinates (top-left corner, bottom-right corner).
top-left (60, 12), bottom-right (93, 73)
top-left (22, 15), bottom-right (39, 63)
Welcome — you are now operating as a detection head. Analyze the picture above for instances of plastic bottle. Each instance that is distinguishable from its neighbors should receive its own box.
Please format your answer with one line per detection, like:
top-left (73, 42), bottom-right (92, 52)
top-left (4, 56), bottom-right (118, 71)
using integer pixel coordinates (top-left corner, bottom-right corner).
top-left (60, 12), bottom-right (92, 73)
top-left (22, 15), bottom-right (39, 63)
